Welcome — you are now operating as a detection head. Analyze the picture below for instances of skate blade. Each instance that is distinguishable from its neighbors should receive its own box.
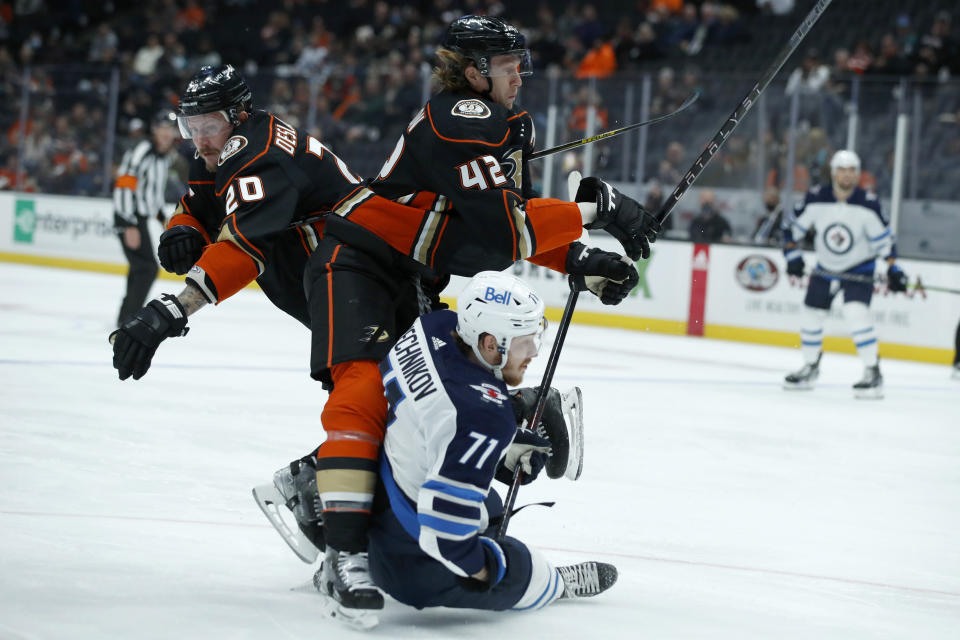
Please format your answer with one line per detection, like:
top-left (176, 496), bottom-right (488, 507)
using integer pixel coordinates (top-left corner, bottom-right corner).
top-left (252, 483), bottom-right (320, 564)
top-left (854, 387), bottom-right (884, 400)
top-left (318, 593), bottom-right (380, 631)
top-left (782, 381), bottom-right (815, 391)
top-left (561, 386), bottom-right (584, 481)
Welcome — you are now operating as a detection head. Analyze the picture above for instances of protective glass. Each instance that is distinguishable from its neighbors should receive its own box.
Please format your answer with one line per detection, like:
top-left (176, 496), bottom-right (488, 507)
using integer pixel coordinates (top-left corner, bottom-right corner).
top-left (484, 50), bottom-right (533, 77)
top-left (177, 111), bottom-right (232, 140)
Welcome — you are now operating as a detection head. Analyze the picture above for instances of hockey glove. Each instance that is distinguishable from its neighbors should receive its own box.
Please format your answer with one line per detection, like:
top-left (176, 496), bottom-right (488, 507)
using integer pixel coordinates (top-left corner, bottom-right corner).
top-left (887, 264), bottom-right (908, 292)
top-left (565, 242), bottom-right (639, 305)
top-left (495, 428), bottom-right (551, 486)
top-left (457, 537), bottom-right (507, 592)
top-left (110, 293), bottom-right (190, 380)
top-left (158, 225), bottom-right (206, 275)
top-left (576, 176), bottom-right (659, 260)
top-left (785, 255), bottom-right (805, 277)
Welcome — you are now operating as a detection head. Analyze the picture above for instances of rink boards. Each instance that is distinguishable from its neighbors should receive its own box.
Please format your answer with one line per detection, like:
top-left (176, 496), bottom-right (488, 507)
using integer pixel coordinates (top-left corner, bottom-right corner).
top-left (1, 190), bottom-right (957, 363)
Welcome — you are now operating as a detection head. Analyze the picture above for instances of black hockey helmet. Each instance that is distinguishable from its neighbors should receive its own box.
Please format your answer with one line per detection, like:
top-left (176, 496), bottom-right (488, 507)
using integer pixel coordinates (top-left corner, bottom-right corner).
top-left (177, 64), bottom-right (252, 138)
top-left (442, 15), bottom-right (532, 77)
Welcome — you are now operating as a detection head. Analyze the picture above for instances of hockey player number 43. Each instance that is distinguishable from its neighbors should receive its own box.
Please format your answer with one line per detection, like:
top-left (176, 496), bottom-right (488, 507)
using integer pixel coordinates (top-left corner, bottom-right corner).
top-left (457, 155), bottom-right (508, 191)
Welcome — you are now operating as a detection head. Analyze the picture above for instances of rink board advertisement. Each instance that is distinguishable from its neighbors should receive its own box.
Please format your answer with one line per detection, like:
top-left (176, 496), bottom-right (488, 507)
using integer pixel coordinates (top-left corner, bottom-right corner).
top-left (0, 191), bottom-right (165, 270)
top-left (446, 236), bottom-right (694, 334)
top-left (703, 245), bottom-right (960, 356)
top-left (1, 191), bottom-right (956, 362)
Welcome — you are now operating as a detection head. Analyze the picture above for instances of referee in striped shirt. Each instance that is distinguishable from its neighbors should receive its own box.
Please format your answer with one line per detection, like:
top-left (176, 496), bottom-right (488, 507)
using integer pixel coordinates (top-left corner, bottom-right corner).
top-left (114, 112), bottom-right (178, 326)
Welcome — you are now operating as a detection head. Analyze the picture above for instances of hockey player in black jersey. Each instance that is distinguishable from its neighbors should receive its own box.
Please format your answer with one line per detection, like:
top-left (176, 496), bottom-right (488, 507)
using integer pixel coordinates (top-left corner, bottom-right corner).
top-left (109, 64), bottom-right (441, 381)
top-left (258, 15), bottom-right (661, 628)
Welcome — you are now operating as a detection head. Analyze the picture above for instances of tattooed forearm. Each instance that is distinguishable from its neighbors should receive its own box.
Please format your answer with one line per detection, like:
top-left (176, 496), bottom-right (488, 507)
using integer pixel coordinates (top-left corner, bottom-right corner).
top-left (177, 282), bottom-right (210, 316)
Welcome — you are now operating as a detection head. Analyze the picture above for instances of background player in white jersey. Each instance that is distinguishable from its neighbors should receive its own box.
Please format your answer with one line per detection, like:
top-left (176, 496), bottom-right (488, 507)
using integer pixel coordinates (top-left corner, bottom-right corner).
top-left (360, 271), bottom-right (615, 629)
top-left (781, 150), bottom-right (909, 398)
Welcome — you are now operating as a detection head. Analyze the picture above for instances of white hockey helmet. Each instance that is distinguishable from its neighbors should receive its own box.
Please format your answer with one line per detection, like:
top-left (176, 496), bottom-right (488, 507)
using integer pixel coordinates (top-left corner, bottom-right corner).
top-left (456, 271), bottom-right (546, 380)
top-left (830, 149), bottom-right (861, 174)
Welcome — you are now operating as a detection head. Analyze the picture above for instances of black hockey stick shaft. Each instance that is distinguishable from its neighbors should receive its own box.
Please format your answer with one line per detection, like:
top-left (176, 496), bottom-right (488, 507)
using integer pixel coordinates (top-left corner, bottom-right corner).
top-left (497, 283), bottom-right (580, 541)
top-left (655, 0), bottom-right (834, 226)
top-left (526, 91), bottom-right (700, 161)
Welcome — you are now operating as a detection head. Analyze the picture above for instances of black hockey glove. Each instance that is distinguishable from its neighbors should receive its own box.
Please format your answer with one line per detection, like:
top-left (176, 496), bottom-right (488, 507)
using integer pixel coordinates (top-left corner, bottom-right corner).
top-left (158, 225), bottom-right (206, 275)
top-left (786, 255), bottom-right (805, 277)
top-left (495, 428), bottom-right (551, 486)
top-left (887, 264), bottom-right (908, 292)
top-left (110, 293), bottom-right (190, 380)
top-left (565, 242), bottom-right (639, 305)
top-left (457, 537), bottom-right (507, 592)
top-left (576, 176), bottom-right (659, 260)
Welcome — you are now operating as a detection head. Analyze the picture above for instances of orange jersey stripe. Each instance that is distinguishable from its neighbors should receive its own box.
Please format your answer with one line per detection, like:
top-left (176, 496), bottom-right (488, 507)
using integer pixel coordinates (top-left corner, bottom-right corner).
top-left (194, 241), bottom-right (260, 303)
top-left (526, 243), bottom-right (570, 273)
top-left (525, 199), bottom-right (584, 255)
top-left (167, 213), bottom-right (212, 244)
top-left (344, 195), bottom-right (426, 256)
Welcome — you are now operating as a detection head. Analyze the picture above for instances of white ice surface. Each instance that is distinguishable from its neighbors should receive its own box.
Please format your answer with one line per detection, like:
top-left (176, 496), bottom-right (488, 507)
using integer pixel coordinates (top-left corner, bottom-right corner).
top-left (1, 263), bottom-right (957, 639)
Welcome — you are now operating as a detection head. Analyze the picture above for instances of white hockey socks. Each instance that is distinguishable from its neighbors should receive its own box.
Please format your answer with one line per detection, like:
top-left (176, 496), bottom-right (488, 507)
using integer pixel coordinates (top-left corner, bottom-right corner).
top-left (800, 306), bottom-right (827, 365)
top-left (844, 301), bottom-right (878, 367)
top-left (512, 546), bottom-right (564, 611)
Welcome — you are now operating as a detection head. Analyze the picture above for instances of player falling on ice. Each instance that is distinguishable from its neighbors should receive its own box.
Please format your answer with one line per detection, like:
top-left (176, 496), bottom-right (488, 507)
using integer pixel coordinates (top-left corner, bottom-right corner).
top-left (364, 271), bottom-right (613, 628)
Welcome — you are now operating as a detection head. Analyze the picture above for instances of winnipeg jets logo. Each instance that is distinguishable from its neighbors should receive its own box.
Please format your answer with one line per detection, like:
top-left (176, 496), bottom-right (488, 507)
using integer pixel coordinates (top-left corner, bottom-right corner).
top-left (452, 99), bottom-right (491, 119)
top-left (822, 222), bottom-right (854, 255)
top-left (431, 336), bottom-right (446, 350)
top-left (218, 136), bottom-right (248, 166)
top-left (469, 383), bottom-right (507, 405)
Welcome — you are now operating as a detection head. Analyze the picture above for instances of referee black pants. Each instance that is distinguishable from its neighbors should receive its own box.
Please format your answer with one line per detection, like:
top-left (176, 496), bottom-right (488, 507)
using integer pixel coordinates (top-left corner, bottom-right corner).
top-left (117, 216), bottom-right (158, 327)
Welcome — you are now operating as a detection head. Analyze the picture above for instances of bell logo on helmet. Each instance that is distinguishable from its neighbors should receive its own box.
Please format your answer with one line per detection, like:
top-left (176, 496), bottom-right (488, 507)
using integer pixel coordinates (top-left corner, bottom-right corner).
top-left (484, 287), bottom-right (512, 305)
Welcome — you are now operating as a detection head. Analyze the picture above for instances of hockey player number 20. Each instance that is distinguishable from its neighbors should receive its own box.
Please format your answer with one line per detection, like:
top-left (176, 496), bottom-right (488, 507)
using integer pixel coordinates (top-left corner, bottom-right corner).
top-left (224, 176), bottom-right (265, 214)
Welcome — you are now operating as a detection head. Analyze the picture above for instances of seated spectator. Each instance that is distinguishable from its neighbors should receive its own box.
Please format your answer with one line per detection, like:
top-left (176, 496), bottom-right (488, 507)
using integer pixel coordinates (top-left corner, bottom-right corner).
top-left (658, 141), bottom-right (685, 186)
top-left (688, 189), bottom-right (732, 243)
top-left (785, 48), bottom-right (830, 95)
top-left (751, 186), bottom-right (784, 244)
top-left (869, 34), bottom-right (912, 77)
top-left (643, 181), bottom-right (672, 232)
top-left (576, 39), bottom-right (617, 78)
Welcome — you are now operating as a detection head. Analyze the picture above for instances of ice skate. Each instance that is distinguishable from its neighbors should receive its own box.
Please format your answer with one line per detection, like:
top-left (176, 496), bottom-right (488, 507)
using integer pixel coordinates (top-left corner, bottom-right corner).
top-left (313, 549), bottom-right (383, 630)
top-left (252, 458), bottom-right (325, 563)
top-left (783, 353), bottom-right (821, 390)
top-left (556, 561), bottom-right (618, 599)
top-left (853, 365), bottom-right (883, 399)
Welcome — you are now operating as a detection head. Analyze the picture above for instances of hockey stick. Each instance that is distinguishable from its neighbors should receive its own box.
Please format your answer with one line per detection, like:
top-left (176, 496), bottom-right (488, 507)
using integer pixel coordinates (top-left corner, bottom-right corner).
top-left (526, 91), bottom-right (700, 161)
top-left (807, 269), bottom-right (960, 295)
top-left (285, 93), bottom-right (700, 232)
top-left (498, 0), bottom-right (836, 542)
top-left (656, 0), bottom-right (834, 226)
top-left (497, 281), bottom-right (580, 542)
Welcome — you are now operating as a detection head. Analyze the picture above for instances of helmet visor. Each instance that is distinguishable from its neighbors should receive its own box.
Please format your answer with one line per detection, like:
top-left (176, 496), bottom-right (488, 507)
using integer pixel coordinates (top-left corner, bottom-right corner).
top-left (177, 111), bottom-right (232, 140)
top-left (509, 317), bottom-right (548, 361)
top-left (484, 50), bottom-right (533, 77)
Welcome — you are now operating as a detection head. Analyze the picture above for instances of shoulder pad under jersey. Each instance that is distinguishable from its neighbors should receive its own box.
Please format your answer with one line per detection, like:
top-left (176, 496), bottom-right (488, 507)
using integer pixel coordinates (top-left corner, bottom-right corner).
top-left (214, 111), bottom-right (287, 194)
top-left (425, 92), bottom-right (511, 147)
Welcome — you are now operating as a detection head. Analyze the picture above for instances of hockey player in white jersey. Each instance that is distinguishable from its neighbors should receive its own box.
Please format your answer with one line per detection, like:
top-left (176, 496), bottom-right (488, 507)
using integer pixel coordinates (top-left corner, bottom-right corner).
top-left (781, 150), bottom-right (909, 398)
top-left (357, 271), bottom-right (614, 629)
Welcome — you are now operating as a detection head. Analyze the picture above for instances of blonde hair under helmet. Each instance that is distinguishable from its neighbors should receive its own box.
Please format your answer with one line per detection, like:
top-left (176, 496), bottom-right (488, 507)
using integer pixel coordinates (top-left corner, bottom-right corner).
top-left (830, 149), bottom-right (861, 174)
